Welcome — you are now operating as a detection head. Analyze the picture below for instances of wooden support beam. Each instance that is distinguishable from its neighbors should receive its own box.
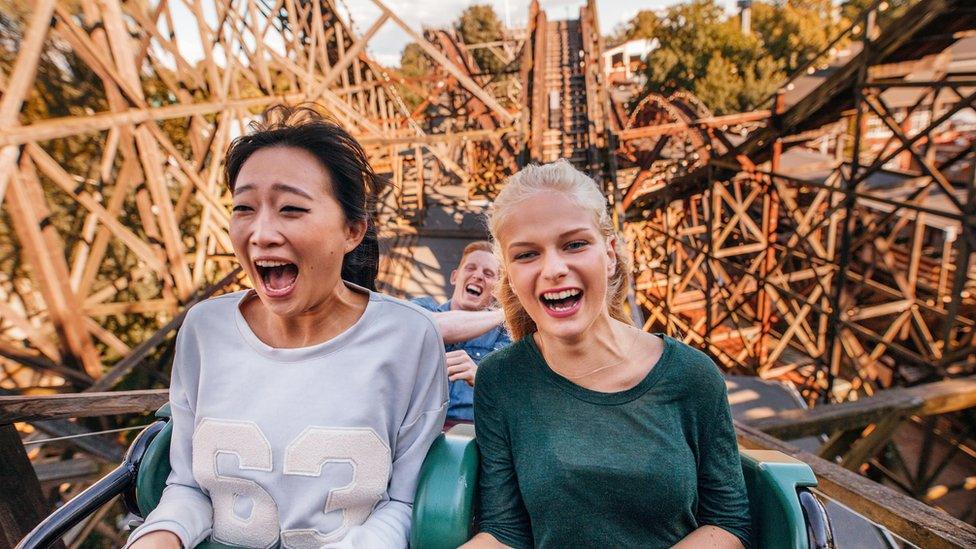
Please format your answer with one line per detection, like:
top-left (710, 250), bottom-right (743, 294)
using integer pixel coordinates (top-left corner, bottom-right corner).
top-left (316, 13), bottom-right (389, 92)
top-left (617, 110), bottom-right (771, 141)
top-left (840, 414), bottom-right (903, 470)
top-left (737, 423), bottom-right (976, 549)
top-left (5, 160), bottom-right (102, 379)
top-left (359, 127), bottom-right (518, 146)
top-left (0, 95), bottom-right (302, 148)
top-left (744, 376), bottom-right (976, 440)
top-left (0, 424), bottom-right (55, 549)
top-left (0, 389), bottom-right (169, 424)
top-left (0, 0), bottom-right (56, 206)
top-left (371, 0), bottom-right (515, 124)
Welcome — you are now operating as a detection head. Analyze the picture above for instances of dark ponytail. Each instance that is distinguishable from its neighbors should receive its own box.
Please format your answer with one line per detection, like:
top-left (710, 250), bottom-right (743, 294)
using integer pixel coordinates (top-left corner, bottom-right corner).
top-left (224, 104), bottom-right (386, 290)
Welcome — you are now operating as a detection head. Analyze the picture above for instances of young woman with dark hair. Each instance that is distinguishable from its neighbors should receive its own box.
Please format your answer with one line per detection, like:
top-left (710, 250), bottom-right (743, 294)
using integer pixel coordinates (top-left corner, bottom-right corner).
top-left (464, 160), bottom-right (751, 549)
top-left (126, 105), bottom-right (447, 549)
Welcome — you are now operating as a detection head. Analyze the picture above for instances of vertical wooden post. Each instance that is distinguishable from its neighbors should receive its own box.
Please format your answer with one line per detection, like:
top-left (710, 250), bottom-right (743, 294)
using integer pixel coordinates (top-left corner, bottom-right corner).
top-left (755, 90), bottom-right (784, 369)
top-left (0, 424), bottom-right (50, 548)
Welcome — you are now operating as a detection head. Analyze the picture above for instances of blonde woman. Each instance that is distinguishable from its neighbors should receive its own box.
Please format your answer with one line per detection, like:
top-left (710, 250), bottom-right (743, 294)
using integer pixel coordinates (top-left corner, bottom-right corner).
top-left (463, 160), bottom-right (750, 548)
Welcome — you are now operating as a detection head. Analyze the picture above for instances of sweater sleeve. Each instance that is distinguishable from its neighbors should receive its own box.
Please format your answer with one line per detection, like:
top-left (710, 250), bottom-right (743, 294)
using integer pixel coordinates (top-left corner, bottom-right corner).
top-left (695, 365), bottom-right (752, 547)
top-left (326, 319), bottom-right (449, 548)
top-left (125, 323), bottom-right (214, 548)
top-left (473, 359), bottom-right (533, 548)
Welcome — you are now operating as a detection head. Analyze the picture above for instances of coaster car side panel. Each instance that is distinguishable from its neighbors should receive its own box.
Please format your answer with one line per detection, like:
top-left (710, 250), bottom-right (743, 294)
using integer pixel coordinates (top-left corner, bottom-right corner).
top-left (20, 412), bottom-right (827, 549)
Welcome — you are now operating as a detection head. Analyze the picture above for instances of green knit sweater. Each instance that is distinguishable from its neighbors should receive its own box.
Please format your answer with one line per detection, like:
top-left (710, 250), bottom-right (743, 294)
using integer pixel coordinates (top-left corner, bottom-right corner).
top-left (474, 334), bottom-right (751, 548)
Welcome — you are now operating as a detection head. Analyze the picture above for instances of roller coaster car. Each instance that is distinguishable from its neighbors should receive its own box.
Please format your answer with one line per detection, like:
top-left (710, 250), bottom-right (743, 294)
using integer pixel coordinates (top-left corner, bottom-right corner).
top-left (19, 406), bottom-right (834, 549)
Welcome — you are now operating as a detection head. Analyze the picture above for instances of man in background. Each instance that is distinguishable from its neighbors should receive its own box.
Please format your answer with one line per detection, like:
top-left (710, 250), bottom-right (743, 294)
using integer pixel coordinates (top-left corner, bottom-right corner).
top-left (413, 241), bottom-right (511, 423)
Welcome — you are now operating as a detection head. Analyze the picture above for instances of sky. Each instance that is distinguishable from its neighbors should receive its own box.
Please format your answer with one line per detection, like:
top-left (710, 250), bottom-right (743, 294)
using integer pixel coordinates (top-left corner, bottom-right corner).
top-left (168, 0), bottom-right (738, 68)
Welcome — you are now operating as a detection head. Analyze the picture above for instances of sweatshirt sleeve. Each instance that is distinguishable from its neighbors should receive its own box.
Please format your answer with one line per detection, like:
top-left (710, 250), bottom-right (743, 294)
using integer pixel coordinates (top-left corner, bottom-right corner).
top-left (125, 321), bottom-right (215, 548)
top-left (325, 318), bottom-right (449, 548)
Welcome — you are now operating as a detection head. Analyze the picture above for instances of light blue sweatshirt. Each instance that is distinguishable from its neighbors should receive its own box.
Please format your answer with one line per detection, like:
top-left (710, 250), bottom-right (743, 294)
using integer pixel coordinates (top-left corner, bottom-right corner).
top-left (126, 287), bottom-right (448, 548)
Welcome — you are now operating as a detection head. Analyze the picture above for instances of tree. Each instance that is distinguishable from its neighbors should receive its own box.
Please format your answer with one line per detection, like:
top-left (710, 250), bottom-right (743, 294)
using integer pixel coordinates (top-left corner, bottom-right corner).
top-left (607, 10), bottom-right (659, 47)
top-left (752, 0), bottom-right (840, 73)
top-left (642, 0), bottom-right (781, 114)
top-left (400, 42), bottom-right (432, 78)
top-left (455, 4), bottom-right (505, 74)
top-left (393, 43), bottom-right (429, 110)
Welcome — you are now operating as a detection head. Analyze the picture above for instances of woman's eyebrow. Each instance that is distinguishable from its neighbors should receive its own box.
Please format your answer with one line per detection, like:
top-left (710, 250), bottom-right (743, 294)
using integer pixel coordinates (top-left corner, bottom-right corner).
top-left (232, 182), bottom-right (313, 200)
top-left (559, 227), bottom-right (592, 238)
top-left (506, 226), bottom-right (592, 249)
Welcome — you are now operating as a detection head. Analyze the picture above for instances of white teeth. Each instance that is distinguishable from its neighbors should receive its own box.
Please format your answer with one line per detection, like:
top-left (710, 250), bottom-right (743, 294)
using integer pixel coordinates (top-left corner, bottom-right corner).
top-left (255, 260), bottom-right (290, 267)
top-left (542, 289), bottom-right (581, 300)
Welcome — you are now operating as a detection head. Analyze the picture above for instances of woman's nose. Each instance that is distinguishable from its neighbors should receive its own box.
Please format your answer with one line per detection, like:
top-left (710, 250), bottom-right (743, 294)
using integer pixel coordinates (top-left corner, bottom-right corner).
top-left (541, 252), bottom-right (568, 281)
top-left (249, 212), bottom-right (284, 247)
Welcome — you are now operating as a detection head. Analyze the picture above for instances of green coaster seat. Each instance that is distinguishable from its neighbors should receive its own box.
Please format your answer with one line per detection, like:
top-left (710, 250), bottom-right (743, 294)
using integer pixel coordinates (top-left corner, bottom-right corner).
top-left (19, 409), bottom-right (830, 548)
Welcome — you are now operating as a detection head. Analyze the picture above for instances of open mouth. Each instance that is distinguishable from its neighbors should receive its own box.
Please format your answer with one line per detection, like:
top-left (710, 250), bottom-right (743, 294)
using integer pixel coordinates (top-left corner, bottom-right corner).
top-left (465, 284), bottom-right (484, 298)
top-left (255, 259), bottom-right (298, 297)
top-left (540, 288), bottom-right (583, 314)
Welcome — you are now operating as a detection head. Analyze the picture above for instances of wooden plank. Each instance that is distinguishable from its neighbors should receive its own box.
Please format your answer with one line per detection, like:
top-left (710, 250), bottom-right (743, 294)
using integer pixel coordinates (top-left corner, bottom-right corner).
top-left (908, 377), bottom-right (976, 415)
top-left (0, 424), bottom-right (53, 549)
top-left (0, 0), bottom-right (57, 206)
top-left (315, 13), bottom-right (389, 91)
top-left (0, 95), bottom-right (302, 147)
top-left (359, 127), bottom-right (518, 146)
top-left (0, 389), bottom-right (168, 424)
top-left (5, 160), bottom-right (102, 378)
top-left (737, 422), bottom-right (976, 549)
top-left (744, 376), bottom-right (976, 439)
top-left (33, 457), bottom-right (99, 484)
top-left (617, 110), bottom-right (771, 141)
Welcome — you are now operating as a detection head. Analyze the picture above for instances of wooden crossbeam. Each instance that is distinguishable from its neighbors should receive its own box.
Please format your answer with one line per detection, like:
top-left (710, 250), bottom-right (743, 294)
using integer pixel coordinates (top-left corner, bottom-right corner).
top-left (371, 0), bottom-right (515, 125)
top-left (5, 159), bottom-right (101, 378)
top-left (745, 376), bottom-right (976, 439)
top-left (0, 389), bottom-right (168, 424)
top-left (737, 423), bottom-right (976, 549)
top-left (617, 110), bottom-right (771, 141)
top-left (0, 0), bottom-right (57, 206)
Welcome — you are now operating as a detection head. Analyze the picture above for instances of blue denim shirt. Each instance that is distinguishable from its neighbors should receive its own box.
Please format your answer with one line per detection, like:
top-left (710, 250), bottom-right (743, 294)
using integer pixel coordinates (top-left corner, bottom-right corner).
top-left (412, 297), bottom-right (512, 421)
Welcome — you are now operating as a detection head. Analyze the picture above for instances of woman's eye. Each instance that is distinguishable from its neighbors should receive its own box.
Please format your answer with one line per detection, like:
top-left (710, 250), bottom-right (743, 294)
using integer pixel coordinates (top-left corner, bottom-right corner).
top-left (232, 205), bottom-right (252, 213)
top-left (513, 251), bottom-right (537, 261)
top-left (566, 240), bottom-right (588, 250)
top-left (281, 206), bottom-right (309, 214)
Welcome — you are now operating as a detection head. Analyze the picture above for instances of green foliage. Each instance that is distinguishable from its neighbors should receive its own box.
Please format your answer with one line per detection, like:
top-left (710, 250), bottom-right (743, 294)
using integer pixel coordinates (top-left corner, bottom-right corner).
top-left (607, 10), bottom-right (660, 48)
top-left (643, 0), bottom-right (781, 114)
top-left (752, 0), bottom-right (840, 73)
top-left (638, 0), bottom-right (843, 114)
top-left (400, 42), bottom-right (432, 78)
top-left (396, 42), bottom-right (431, 110)
top-left (455, 4), bottom-right (505, 74)
top-left (840, 0), bottom-right (875, 23)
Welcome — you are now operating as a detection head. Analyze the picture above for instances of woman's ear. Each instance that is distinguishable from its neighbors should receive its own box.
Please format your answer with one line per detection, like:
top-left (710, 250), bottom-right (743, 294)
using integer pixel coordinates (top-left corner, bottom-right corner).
top-left (606, 235), bottom-right (617, 278)
top-left (344, 219), bottom-right (368, 253)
